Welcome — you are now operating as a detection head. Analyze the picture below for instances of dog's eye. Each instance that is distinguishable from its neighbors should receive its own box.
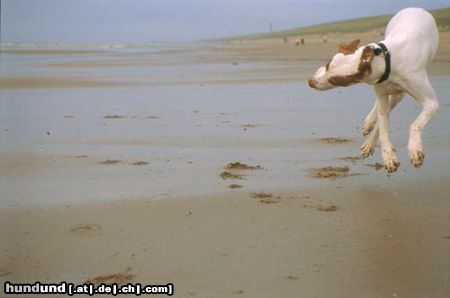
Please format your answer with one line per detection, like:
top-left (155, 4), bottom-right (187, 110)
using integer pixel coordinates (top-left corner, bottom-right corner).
top-left (373, 48), bottom-right (382, 56)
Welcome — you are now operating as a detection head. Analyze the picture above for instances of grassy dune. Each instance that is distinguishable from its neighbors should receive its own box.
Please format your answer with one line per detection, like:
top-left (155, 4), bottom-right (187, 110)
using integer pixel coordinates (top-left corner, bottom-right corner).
top-left (242, 7), bottom-right (450, 40)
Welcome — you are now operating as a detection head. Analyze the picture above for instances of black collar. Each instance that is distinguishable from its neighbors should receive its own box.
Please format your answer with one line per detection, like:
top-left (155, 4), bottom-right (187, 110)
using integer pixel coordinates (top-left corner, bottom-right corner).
top-left (376, 42), bottom-right (390, 84)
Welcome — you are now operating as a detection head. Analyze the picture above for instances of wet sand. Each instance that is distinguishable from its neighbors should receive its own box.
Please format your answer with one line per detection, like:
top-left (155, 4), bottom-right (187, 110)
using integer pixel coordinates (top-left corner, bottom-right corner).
top-left (1, 32), bottom-right (450, 297)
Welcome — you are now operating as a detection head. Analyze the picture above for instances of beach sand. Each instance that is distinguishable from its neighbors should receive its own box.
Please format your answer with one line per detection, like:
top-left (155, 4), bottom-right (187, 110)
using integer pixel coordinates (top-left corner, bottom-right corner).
top-left (1, 178), bottom-right (449, 297)
top-left (1, 33), bottom-right (450, 297)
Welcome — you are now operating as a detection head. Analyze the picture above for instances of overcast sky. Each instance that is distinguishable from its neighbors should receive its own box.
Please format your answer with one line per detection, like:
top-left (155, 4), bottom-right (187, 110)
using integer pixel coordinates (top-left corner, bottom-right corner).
top-left (1, 0), bottom-right (448, 44)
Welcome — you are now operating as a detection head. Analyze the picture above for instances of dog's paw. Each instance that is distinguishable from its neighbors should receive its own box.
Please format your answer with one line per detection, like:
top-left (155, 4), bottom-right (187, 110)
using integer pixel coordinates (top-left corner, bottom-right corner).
top-left (384, 158), bottom-right (400, 173)
top-left (361, 121), bottom-right (375, 136)
top-left (409, 149), bottom-right (425, 168)
top-left (382, 148), bottom-right (400, 173)
top-left (408, 140), bottom-right (424, 168)
top-left (360, 142), bottom-right (375, 159)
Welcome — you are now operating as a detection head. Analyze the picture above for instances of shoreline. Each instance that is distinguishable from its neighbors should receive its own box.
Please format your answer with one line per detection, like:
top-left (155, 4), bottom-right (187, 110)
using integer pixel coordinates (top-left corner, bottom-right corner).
top-left (1, 31), bottom-right (450, 91)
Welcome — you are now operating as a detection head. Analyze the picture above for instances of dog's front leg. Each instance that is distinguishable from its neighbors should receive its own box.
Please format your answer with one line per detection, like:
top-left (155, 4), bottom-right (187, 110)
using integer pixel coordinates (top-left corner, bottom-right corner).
top-left (375, 88), bottom-right (400, 173)
top-left (360, 93), bottom-right (404, 159)
top-left (362, 101), bottom-right (377, 136)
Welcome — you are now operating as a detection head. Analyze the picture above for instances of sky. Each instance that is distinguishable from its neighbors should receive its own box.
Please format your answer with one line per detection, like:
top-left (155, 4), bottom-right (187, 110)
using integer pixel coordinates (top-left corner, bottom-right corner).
top-left (1, 0), bottom-right (448, 44)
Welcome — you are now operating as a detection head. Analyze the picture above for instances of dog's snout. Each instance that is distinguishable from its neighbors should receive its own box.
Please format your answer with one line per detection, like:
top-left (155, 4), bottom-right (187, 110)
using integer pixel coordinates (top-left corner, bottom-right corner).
top-left (308, 78), bottom-right (317, 89)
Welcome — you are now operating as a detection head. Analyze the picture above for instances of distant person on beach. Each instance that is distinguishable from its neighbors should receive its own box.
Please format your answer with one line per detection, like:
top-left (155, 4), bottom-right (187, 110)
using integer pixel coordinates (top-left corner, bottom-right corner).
top-left (323, 35), bottom-right (328, 43)
top-left (295, 38), bottom-right (300, 46)
top-left (301, 38), bottom-right (305, 45)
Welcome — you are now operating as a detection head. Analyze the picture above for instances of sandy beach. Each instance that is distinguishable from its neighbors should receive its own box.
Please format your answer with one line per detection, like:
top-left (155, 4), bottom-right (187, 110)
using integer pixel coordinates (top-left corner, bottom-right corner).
top-left (1, 32), bottom-right (450, 297)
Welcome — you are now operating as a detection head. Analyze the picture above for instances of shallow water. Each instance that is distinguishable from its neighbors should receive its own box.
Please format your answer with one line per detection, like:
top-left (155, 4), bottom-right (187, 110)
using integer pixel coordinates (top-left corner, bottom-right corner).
top-left (1, 45), bottom-right (449, 208)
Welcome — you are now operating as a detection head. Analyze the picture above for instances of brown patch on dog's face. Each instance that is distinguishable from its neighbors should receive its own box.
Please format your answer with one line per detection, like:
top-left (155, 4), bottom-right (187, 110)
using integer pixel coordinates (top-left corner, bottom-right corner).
top-left (339, 39), bottom-right (360, 55)
top-left (328, 46), bottom-right (375, 87)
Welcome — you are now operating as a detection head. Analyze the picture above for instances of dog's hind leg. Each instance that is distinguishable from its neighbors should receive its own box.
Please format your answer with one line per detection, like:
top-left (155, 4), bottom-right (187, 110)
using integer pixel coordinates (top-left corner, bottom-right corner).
top-left (403, 74), bottom-right (439, 167)
top-left (360, 92), bottom-right (404, 159)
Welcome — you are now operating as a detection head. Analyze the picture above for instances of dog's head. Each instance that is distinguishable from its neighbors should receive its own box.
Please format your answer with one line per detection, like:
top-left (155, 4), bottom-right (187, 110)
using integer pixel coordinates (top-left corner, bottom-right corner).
top-left (308, 39), bottom-right (383, 90)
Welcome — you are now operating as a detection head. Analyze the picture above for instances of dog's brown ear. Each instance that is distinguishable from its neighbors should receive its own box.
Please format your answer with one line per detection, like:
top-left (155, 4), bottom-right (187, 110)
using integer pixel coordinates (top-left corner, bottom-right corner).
top-left (339, 39), bottom-right (361, 55)
top-left (357, 45), bottom-right (375, 81)
top-left (328, 45), bottom-right (374, 86)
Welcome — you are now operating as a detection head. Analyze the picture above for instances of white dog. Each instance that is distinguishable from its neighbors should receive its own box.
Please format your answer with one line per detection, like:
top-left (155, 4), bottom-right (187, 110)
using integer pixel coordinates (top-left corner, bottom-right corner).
top-left (308, 7), bottom-right (439, 173)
